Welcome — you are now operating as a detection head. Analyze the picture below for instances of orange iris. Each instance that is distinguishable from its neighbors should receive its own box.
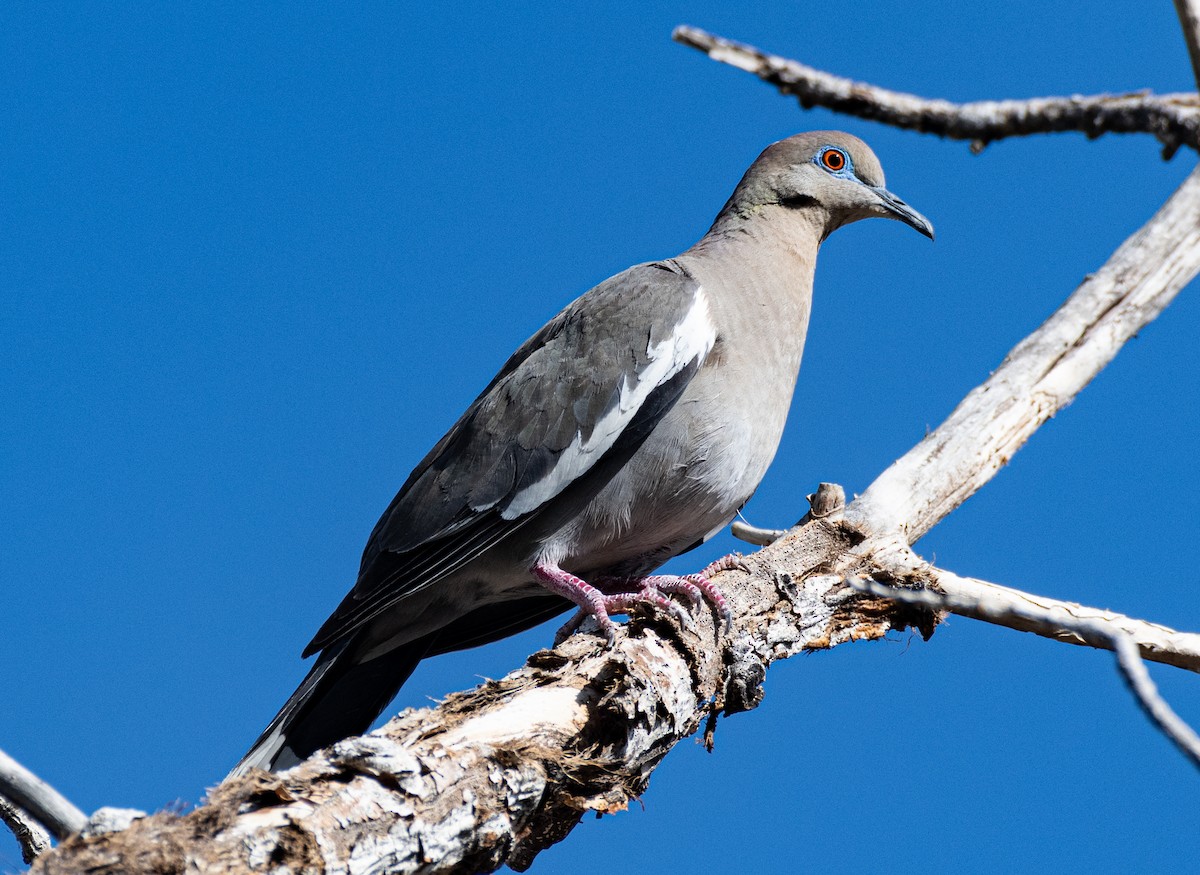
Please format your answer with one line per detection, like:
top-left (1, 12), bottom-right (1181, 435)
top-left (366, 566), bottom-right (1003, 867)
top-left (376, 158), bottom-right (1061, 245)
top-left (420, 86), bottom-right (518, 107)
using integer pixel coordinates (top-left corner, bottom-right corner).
top-left (821, 150), bottom-right (845, 171)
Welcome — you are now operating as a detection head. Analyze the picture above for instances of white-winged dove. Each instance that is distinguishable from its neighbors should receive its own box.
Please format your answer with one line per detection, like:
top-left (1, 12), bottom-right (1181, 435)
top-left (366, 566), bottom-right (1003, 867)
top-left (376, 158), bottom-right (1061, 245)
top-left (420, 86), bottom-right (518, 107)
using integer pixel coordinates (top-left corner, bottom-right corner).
top-left (233, 131), bottom-right (933, 775)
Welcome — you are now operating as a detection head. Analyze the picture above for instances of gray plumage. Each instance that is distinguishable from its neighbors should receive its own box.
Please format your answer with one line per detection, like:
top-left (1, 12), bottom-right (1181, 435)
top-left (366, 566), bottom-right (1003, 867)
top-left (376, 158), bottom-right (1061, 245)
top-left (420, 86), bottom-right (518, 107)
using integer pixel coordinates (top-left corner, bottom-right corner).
top-left (232, 130), bottom-right (932, 776)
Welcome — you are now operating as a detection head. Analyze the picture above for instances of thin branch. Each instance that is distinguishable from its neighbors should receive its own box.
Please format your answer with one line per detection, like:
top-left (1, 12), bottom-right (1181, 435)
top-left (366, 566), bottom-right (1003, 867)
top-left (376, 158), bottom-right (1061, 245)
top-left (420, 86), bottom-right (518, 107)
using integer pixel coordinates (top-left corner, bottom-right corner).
top-left (673, 25), bottom-right (1200, 158)
top-left (930, 568), bottom-right (1200, 674)
top-left (0, 792), bottom-right (51, 865)
top-left (731, 521), bottom-right (785, 546)
top-left (1112, 634), bottom-right (1200, 770)
top-left (858, 537), bottom-right (1200, 674)
top-left (0, 749), bottom-right (86, 841)
top-left (1175, 0), bottom-right (1200, 90)
top-left (849, 574), bottom-right (1200, 769)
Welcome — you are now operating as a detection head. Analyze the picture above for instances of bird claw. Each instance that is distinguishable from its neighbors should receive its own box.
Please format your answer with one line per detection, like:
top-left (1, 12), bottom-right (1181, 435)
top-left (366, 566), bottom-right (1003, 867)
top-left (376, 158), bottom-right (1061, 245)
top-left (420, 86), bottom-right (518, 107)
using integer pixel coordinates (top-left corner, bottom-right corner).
top-left (699, 553), bottom-right (750, 579)
top-left (535, 560), bottom-right (733, 645)
top-left (553, 609), bottom-right (613, 646)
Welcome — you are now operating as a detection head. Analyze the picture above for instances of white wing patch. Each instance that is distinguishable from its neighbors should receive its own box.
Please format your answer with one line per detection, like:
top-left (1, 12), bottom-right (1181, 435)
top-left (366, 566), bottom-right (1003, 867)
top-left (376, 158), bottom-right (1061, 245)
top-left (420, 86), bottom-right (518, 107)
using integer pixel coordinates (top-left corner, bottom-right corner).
top-left (501, 289), bottom-right (717, 520)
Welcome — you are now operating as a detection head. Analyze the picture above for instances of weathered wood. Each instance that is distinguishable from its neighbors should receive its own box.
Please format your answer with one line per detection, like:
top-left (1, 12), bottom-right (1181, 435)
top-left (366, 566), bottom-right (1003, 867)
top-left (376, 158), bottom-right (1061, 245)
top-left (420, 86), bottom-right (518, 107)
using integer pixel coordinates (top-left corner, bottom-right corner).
top-left (673, 25), bottom-right (1200, 158)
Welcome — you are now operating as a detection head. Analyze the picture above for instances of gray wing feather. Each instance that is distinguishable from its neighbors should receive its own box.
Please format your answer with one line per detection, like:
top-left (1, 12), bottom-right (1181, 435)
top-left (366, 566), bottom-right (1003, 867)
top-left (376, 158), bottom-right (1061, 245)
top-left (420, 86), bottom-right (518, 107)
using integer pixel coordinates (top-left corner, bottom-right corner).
top-left (304, 261), bottom-right (711, 655)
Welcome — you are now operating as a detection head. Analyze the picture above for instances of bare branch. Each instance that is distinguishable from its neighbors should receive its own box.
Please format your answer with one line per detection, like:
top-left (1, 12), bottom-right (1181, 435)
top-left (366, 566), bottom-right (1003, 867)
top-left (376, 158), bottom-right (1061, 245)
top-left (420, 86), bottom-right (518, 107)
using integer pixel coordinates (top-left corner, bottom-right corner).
top-left (732, 482), bottom-right (844, 546)
top-left (849, 573), bottom-right (1200, 769)
top-left (673, 25), bottom-right (1200, 157)
top-left (730, 519), bottom-right (783, 546)
top-left (0, 749), bottom-right (86, 841)
top-left (930, 569), bottom-right (1200, 674)
top-left (1112, 634), bottom-right (1200, 770)
top-left (0, 792), bottom-right (51, 865)
top-left (856, 536), bottom-right (1200, 674)
top-left (1174, 0), bottom-right (1200, 90)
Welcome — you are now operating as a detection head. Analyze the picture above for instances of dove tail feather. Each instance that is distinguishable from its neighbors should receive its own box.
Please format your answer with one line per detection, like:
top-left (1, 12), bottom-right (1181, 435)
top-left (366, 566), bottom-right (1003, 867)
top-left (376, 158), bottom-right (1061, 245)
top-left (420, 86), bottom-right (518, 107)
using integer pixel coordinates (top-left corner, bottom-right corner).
top-left (229, 634), bottom-right (433, 777)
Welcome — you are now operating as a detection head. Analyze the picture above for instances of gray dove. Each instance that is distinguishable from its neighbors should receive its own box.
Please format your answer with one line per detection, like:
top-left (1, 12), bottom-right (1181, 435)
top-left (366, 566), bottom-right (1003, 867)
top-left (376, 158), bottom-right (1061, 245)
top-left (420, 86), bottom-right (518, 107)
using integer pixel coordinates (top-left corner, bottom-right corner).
top-left (233, 130), bottom-right (933, 775)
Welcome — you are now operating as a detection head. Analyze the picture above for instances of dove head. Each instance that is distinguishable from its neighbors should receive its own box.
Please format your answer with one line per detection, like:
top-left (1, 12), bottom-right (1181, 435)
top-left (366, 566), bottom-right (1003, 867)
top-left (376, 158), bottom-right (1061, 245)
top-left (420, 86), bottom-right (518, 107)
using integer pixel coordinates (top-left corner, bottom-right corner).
top-left (721, 131), bottom-right (934, 241)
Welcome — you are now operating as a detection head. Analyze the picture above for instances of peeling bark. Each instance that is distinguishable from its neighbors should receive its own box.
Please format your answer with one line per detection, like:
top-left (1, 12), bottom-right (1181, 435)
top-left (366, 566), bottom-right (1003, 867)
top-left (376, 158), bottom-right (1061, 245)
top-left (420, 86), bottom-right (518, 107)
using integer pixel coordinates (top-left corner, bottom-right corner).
top-left (33, 503), bottom-right (941, 875)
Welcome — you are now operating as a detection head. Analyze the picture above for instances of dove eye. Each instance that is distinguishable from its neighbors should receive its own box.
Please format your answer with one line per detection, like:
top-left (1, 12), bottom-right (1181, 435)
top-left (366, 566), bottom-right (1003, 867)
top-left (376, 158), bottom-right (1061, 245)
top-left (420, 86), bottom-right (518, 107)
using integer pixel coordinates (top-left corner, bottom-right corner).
top-left (819, 148), bottom-right (848, 172)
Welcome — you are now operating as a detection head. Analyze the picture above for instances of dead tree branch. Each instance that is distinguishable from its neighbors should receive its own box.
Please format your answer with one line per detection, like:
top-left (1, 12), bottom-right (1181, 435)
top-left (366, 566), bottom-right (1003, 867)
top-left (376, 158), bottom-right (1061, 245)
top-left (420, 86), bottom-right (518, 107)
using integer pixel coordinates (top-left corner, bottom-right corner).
top-left (849, 570), bottom-right (1200, 769)
top-left (922, 565), bottom-right (1200, 674)
top-left (673, 25), bottom-right (1200, 158)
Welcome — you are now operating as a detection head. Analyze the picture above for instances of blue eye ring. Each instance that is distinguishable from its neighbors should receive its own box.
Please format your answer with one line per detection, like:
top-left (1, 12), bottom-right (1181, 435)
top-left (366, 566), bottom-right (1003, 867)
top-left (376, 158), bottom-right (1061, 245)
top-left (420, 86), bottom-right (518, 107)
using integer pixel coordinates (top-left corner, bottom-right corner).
top-left (816, 147), bottom-right (852, 175)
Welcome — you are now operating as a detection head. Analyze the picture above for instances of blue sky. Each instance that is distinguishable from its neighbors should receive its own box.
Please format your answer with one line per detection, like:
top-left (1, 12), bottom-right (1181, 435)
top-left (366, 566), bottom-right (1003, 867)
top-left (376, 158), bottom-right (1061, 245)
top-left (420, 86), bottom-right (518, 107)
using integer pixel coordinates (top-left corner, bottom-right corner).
top-left (2, 3), bottom-right (1197, 872)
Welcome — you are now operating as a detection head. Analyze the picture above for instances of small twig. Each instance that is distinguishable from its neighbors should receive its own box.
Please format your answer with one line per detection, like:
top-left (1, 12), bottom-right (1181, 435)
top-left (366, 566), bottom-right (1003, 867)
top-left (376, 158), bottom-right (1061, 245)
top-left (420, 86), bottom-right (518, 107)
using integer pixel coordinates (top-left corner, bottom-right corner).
top-left (0, 748), bottom-right (87, 841)
top-left (1111, 635), bottom-right (1200, 771)
top-left (729, 520), bottom-right (783, 547)
top-left (858, 537), bottom-right (1200, 674)
top-left (849, 575), bottom-right (1200, 770)
top-left (732, 482), bottom-right (844, 546)
top-left (0, 792), bottom-right (51, 864)
top-left (673, 25), bottom-right (1200, 158)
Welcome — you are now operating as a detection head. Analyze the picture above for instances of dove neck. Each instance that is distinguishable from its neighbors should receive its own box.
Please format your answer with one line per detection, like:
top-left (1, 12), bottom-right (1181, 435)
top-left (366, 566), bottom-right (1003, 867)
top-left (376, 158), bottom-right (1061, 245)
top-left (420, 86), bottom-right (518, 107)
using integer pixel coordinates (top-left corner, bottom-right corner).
top-left (682, 202), bottom-right (823, 299)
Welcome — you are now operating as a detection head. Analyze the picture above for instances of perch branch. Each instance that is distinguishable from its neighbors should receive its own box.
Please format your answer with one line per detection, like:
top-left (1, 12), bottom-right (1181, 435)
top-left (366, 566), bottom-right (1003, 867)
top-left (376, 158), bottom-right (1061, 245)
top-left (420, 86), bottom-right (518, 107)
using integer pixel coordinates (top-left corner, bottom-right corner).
top-left (673, 25), bottom-right (1200, 158)
top-left (32, 495), bottom-right (940, 875)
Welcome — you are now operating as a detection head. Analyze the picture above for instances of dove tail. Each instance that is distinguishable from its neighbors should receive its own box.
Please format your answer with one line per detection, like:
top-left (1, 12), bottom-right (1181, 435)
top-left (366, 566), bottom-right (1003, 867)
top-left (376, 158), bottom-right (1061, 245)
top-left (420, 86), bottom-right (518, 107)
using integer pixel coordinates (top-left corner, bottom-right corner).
top-left (229, 634), bottom-right (431, 777)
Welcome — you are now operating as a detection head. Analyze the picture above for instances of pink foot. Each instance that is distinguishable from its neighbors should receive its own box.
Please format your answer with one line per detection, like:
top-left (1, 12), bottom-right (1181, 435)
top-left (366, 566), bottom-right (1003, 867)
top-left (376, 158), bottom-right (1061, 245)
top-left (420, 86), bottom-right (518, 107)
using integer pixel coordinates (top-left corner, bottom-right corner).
top-left (533, 556), bottom-right (740, 645)
top-left (691, 553), bottom-right (747, 625)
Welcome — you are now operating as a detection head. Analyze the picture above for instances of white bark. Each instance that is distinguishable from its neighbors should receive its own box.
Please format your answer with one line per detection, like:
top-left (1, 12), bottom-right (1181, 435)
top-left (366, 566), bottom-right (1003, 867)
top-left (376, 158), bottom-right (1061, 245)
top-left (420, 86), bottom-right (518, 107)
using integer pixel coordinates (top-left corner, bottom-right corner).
top-left (922, 567), bottom-right (1200, 674)
top-left (848, 568), bottom-right (1200, 768)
